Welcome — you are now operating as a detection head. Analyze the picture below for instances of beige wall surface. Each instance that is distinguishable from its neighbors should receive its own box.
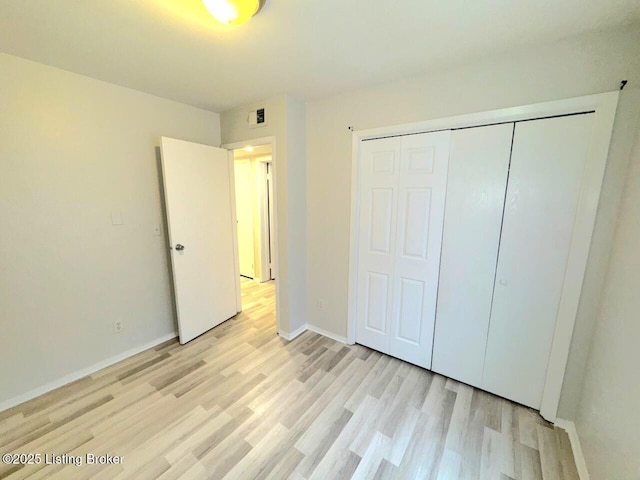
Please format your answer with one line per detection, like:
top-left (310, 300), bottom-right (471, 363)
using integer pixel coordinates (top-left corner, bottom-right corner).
top-left (575, 123), bottom-right (640, 480)
top-left (304, 26), bottom-right (640, 421)
top-left (0, 53), bottom-right (221, 405)
top-left (221, 95), bottom-right (307, 335)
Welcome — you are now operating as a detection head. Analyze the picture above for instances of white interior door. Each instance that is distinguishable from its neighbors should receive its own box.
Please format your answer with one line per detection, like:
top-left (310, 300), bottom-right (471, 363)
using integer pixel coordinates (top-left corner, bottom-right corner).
top-left (234, 159), bottom-right (256, 279)
top-left (160, 137), bottom-right (238, 344)
top-left (432, 123), bottom-right (514, 386)
top-left (481, 114), bottom-right (594, 408)
top-left (267, 163), bottom-right (276, 280)
top-left (356, 131), bottom-right (451, 368)
top-left (256, 160), bottom-right (276, 283)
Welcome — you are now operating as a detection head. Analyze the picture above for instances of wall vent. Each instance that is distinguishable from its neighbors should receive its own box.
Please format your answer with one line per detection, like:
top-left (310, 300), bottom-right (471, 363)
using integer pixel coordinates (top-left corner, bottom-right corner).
top-left (248, 108), bottom-right (267, 128)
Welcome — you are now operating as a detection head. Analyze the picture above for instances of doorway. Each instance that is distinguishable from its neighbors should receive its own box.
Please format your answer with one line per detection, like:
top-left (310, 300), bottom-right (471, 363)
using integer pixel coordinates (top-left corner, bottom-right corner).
top-left (231, 144), bottom-right (277, 318)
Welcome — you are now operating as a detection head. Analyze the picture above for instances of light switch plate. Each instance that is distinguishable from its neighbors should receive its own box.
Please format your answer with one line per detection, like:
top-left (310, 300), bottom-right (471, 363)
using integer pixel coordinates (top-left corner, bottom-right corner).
top-left (111, 210), bottom-right (123, 226)
top-left (154, 225), bottom-right (161, 236)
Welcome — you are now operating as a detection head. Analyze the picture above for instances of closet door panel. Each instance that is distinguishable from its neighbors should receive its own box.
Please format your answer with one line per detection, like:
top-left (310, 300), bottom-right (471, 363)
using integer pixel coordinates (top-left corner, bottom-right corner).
top-left (355, 137), bottom-right (401, 353)
top-left (432, 124), bottom-right (514, 386)
top-left (482, 114), bottom-right (594, 408)
top-left (389, 131), bottom-right (451, 368)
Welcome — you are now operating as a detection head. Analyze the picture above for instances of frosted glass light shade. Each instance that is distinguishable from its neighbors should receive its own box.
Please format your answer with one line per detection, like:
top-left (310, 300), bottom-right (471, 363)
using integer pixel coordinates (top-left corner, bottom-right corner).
top-left (202, 0), bottom-right (264, 26)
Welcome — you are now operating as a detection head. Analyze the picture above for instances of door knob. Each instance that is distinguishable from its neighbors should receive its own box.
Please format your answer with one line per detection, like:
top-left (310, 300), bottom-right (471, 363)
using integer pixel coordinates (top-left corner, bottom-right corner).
top-left (175, 244), bottom-right (185, 251)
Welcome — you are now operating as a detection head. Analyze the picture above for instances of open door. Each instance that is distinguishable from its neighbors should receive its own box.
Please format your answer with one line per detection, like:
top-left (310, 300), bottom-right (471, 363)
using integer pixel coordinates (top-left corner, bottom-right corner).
top-left (160, 137), bottom-right (238, 344)
top-left (233, 159), bottom-right (256, 279)
top-left (266, 162), bottom-right (276, 280)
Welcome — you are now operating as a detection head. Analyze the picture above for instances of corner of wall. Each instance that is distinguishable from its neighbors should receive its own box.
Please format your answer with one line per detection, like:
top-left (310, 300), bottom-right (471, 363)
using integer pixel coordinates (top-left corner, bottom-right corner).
top-left (557, 87), bottom-right (640, 420)
top-left (572, 93), bottom-right (640, 480)
top-left (555, 418), bottom-right (591, 480)
top-left (284, 94), bottom-right (308, 333)
top-left (219, 94), bottom-right (309, 335)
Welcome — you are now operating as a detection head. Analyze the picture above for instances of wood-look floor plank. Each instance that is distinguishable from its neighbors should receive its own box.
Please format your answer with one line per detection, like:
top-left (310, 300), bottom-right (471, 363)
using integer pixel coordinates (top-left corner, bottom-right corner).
top-left (224, 422), bottom-right (290, 479)
top-left (351, 431), bottom-right (391, 480)
top-left (537, 424), bottom-right (564, 480)
top-left (259, 448), bottom-right (304, 480)
top-left (294, 408), bottom-right (353, 478)
top-left (436, 449), bottom-right (462, 480)
top-left (155, 454), bottom-right (206, 480)
top-left (445, 382), bottom-right (474, 455)
top-left (520, 444), bottom-right (544, 480)
top-left (0, 279), bottom-right (581, 480)
top-left (556, 428), bottom-right (580, 480)
top-left (349, 374), bottom-right (403, 457)
top-left (373, 459), bottom-right (399, 480)
top-left (386, 405), bottom-right (421, 466)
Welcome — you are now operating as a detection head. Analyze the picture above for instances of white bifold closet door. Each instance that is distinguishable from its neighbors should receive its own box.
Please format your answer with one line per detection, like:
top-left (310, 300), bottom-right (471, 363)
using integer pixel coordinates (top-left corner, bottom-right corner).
top-left (432, 113), bottom-right (594, 409)
top-left (432, 123), bottom-right (514, 386)
top-left (356, 131), bottom-right (451, 368)
top-left (482, 114), bottom-right (594, 408)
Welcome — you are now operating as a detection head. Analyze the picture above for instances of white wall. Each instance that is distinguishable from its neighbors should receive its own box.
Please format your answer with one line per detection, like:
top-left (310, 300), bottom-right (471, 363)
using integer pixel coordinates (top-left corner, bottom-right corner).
top-left (221, 95), bottom-right (307, 335)
top-left (559, 86), bottom-right (640, 417)
top-left (0, 53), bottom-right (221, 406)
top-left (305, 26), bottom-right (640, 418)
top-left (286, 97), bottom-right (308, 335)
top-left (575, 123), bottom-right (640, 480)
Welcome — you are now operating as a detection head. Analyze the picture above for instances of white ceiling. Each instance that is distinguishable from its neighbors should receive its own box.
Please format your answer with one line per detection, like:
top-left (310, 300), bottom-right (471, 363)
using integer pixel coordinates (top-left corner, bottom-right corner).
top-left (1, 0), bottom-right (639, 112)
top-left (233, 145), bottom-right (272, 158)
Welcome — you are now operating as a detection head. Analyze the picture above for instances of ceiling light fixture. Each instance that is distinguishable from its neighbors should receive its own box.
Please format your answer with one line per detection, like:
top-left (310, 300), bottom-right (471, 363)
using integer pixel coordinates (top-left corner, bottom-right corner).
top-left (244, 146), bottom-right (254, 152)
top-left (202, 0), bottom-right (266, 26)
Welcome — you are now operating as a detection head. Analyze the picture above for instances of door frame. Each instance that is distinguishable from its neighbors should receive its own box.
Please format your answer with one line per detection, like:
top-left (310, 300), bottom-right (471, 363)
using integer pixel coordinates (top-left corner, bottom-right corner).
top-left (347, 92), bottom-right (619, 421)
top-left (223, 137), bottom-right (281, 334)
top-left (256, 158), bottom-right (275, 282)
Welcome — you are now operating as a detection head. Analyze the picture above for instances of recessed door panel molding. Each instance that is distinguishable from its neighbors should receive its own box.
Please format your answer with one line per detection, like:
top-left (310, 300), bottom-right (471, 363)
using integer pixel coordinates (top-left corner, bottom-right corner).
top-left (396, 278), bottom-right (425, 345)
top-left (432, 123), bottom-right (514, 387)
top-left (481, 114), bottom-right (594, 409)
top-left (400, 188), bottom-right (432, 260)
top-left (365, 272), bottom-right (390, 334)
top-left (369, 188), bottom-right (394, 254)
top-left (372, 151), bottom-right (396, 174)
top-left (406, 146), bottom-right (435, 173)
top-left (356, 131), bottom-right (451, 369)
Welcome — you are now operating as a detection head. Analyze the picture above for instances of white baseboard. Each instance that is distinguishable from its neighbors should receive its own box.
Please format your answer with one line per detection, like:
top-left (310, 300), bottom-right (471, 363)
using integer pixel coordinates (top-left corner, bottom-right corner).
top-left (279, 324), bottom-right (308, 341)
top-left (307, 324), bottom-right (348, 344)
top-left (0, 332), bottom-right (178, 413)
top-left (556, 418), bottom-right (590, 480)
top-left (278, 324), bottom-right (348, 344)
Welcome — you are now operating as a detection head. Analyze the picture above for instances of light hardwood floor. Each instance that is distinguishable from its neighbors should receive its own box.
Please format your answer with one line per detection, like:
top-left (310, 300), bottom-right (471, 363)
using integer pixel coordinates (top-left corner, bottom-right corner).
top-left (0, 279), bottom-right (579, 480)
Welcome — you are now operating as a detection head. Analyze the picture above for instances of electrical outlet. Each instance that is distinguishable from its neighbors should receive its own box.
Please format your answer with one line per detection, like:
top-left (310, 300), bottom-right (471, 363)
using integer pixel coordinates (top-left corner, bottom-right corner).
top-left (113, 320), bottom-right (123, 334)
top-left (316, 300), bottom-right (325, 312)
